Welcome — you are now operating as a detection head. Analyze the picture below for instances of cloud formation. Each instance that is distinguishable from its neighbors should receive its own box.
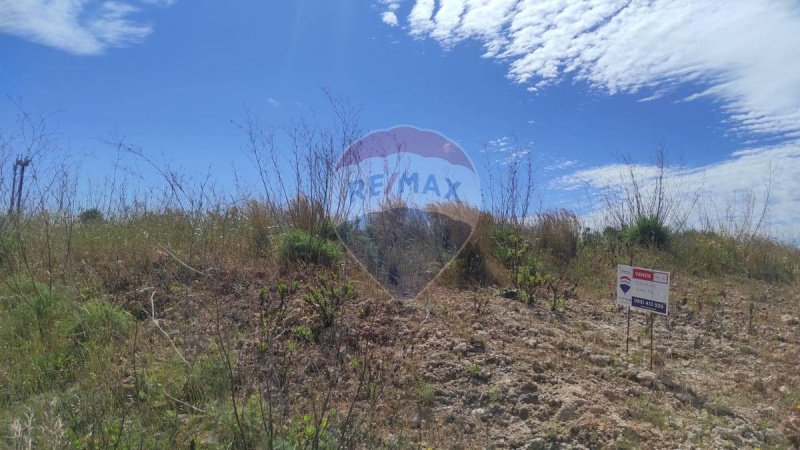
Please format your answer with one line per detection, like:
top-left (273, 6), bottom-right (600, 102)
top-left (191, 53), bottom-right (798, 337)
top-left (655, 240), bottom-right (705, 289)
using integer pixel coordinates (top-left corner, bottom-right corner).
top-left (382, 11), bottom-right (398, 26)
top-left (552, 142), bottom-right (800, 241)
top-left (0, 0), bottom-right (172, 55)
top-left (384, 0), bottom-right (800, 140)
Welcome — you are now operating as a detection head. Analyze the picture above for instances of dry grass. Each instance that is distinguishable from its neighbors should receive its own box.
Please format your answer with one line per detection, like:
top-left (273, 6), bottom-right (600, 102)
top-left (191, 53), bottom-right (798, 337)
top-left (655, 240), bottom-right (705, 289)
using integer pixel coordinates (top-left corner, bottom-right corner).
top-left (529, 209), bottom-right (581, 264)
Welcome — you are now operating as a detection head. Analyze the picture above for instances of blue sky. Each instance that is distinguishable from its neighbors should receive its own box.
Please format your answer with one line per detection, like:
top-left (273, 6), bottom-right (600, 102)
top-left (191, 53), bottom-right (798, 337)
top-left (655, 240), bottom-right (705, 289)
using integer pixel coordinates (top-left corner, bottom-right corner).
top-left (0, 0), bottom-right (798, 239)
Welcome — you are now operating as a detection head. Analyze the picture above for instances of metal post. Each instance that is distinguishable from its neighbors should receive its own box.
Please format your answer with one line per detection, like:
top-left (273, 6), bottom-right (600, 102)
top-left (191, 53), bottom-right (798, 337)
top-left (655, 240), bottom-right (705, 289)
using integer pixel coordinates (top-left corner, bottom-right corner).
top-left (649, 314), bottom-right (654, 370)
top-left (626, 307), bottom-right (631, 356)
top-left (626, 252), bottom-right (634, 357)
top-left (8, 161), bottom-right (18, 214)
top-left (14, 158), bottom-right (31, 214)
top-left (16, 162), bottom-right (26, 213)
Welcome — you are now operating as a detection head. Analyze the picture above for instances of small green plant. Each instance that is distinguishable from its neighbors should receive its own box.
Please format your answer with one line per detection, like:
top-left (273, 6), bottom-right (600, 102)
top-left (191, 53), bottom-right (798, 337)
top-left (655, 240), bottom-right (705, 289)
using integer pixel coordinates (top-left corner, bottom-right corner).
top-left (499, 287), bottom-right (518, 299)
top-left (293, 325), bottom-right (314, 343)
top-left (415, 381), bottom-right (435, 407)
top-left (516, 263), bottom-right (552, 305)
top-left (168, 283), bottom-right (184, 295)
top-left (468, 363), bottom-right (482, 377)
top-left (285, 412), bottom-right (335, 449)
top-left (303, 275), bottom-right (357, 334)
top-left (488, 387), bottom-right (501, 403)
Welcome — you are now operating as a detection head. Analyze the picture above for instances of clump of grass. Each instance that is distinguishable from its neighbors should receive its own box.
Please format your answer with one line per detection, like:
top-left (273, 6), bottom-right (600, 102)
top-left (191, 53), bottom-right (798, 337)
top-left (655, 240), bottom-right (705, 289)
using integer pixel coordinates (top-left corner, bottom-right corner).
top-left (277, 228), bottom-right (342, 267)
top-left (245, 200), bottom-right (275, 257)
top-left (72, 299), bottom-right (133, 343)
top-left (286, 196), bottom-right (337, 240)
top-left (529, 209), bottom-right (581, 263)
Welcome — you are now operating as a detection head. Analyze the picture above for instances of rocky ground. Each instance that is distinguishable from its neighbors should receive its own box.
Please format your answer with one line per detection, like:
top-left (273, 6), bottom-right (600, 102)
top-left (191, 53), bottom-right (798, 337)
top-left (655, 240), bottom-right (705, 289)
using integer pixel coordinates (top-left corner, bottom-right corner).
top-left (145, 264), bottom-right (799, 449)
top-left (345, 276), bottom-right (800, 449)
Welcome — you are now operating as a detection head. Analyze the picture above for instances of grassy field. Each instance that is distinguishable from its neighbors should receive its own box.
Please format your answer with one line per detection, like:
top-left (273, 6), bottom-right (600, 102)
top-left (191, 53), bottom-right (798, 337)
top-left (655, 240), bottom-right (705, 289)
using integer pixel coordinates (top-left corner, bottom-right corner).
top-left (0, 205), bottom-right (798, 448)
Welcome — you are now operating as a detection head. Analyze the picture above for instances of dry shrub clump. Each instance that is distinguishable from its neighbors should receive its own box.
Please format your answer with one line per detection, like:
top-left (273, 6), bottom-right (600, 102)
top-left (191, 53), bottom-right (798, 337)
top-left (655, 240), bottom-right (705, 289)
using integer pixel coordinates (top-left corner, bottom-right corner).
top-left (244, 200), bottom-right (275, 258)
top-left (529, 209), bottom-right (581, 264)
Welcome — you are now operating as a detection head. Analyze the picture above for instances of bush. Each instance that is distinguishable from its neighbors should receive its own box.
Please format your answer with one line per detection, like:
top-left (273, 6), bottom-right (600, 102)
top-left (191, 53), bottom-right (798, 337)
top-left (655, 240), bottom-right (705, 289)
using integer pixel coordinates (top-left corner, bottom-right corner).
top-left (491, 225), bottom-right (532, 276)
top-left (78, 208), bottom-right (104, 224)
top-left (277, 228), bottom-right (342, 267)
top-left (625, 216), bottom-right (670, 248)
top-left (516, 263), bottom-right (553, 305)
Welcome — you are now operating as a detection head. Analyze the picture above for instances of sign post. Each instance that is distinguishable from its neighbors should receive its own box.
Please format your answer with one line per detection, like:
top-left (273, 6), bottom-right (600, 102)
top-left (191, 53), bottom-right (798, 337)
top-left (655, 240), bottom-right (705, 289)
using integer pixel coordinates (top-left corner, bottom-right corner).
top-left (626, 308), bottom-right (631, 356)
top-left (617, 265), bottom-right (670, 366)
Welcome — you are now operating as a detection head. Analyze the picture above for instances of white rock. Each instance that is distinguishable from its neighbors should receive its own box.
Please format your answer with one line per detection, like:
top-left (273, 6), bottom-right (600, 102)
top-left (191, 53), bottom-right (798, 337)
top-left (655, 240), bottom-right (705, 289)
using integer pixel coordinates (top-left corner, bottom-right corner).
top-left (636, 371), bottom-right (658, 385)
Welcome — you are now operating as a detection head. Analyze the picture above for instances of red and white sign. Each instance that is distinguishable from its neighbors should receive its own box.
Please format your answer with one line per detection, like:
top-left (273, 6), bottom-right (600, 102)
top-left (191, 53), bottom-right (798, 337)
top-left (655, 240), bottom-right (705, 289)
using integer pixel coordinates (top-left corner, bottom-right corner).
top-left (617, 265), bottom-right (670, 316)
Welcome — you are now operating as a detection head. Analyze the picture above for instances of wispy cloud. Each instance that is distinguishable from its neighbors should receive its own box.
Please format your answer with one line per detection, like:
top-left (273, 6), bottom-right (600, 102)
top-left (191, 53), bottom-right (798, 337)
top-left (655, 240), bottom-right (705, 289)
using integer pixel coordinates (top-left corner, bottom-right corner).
top-left (383, 0), bottom-right (800, 140)
top-left (0, 0), bottom-right (174, 55)
top-left (552, 142), bottom-right (800, 241)
top-left (481, 135), bottom-right (534, 165)
top-left (545, 159), bottom-right (578, 171)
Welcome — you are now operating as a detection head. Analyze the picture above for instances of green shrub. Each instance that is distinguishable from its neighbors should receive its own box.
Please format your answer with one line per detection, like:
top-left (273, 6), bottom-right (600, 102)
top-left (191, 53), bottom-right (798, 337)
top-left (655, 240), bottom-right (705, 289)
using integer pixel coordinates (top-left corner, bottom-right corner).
top-left (78, 208), bottom-right (104, 224)
top-left (516, 263), bottom-right (553, 305)
top-left (277, 228), bottom-right (342, 267)
top-left (625, 216), bottom-right (670, 248)
top-left (492, 226), bottom-right (532, 276)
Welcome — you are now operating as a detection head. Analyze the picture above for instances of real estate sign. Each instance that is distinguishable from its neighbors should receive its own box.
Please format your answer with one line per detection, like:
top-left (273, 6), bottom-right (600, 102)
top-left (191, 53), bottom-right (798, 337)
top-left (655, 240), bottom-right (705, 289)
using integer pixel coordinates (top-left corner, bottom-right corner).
top-left (616, 265), bottom-right (670, 316)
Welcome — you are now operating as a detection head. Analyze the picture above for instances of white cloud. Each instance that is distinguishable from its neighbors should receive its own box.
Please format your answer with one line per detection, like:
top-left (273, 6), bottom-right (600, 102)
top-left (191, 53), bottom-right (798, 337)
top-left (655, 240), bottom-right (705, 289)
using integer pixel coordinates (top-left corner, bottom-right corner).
top-left (267, 97), bottom-right (280, 107)
top-left (386, 0), bottom-right (800, 140)
top-left (382, 11), bottom-right (398, 26)
top-left (0, 0), bottom-right (173, 55)
top-left (552, 142), bottom-right (800, 241)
